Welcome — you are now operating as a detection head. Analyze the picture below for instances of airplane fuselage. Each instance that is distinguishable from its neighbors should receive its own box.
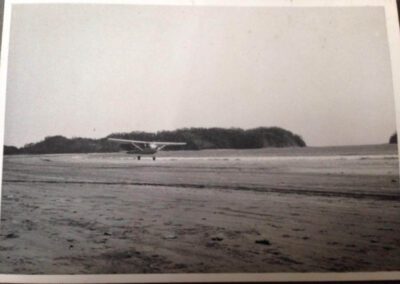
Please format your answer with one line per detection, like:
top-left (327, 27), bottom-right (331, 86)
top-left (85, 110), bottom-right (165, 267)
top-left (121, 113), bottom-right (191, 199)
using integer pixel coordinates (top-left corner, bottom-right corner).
top-left (127, 148), bottom-right (157, 155)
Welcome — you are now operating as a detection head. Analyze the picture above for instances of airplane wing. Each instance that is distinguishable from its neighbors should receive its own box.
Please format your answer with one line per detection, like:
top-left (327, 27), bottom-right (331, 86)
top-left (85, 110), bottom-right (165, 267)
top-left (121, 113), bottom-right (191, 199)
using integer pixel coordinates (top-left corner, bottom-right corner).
top-left (108, 138), bottom-right (186, 146)
top-left (108, 138), bottom-right (144, 151)
top-left (148, 141), bottom-right (187, 146)
top-left (108, 138), bottom-right (148, 144)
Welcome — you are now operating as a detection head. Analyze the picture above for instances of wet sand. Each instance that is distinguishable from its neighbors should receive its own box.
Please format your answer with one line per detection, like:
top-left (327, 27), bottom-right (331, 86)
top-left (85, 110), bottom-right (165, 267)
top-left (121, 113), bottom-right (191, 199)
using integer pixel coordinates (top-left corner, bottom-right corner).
top-left (0, 144), bottom-right (399, 274)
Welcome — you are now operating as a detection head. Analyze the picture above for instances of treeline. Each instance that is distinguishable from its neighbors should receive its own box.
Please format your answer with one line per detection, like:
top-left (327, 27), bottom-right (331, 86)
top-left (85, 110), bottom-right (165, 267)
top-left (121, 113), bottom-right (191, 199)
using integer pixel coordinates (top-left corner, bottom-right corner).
top-left (4, 127), bottom-right (306, 155)
top-left (4, 136), bottom-right (117, 155)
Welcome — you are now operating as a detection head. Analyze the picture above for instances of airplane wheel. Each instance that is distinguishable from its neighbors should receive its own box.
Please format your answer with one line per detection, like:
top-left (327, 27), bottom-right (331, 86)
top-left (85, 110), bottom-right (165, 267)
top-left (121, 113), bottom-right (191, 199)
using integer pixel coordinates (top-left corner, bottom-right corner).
top-left (137, 156), bottom-right (141, 160)
top-left (152, 156), bottom-right (156, 161)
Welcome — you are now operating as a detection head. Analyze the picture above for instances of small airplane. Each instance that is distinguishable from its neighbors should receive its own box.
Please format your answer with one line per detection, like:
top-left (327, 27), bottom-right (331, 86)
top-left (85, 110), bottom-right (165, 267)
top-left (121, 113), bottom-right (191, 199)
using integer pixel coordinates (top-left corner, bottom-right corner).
top-left (108, 138), bottom-right (186, 160)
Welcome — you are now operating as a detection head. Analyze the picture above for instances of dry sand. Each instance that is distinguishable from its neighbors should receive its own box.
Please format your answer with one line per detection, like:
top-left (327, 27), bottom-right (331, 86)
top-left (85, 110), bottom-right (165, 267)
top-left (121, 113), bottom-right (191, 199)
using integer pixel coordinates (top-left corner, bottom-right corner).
top-left (0, 144), bottom-right (399, 274)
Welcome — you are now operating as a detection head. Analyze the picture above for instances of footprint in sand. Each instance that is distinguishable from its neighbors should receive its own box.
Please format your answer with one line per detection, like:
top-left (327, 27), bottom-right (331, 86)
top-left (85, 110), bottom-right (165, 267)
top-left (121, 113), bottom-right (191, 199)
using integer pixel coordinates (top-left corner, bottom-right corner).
top-left (211, 237), bottom-right (223, 241)
top-left (383, 246), bottom-right (394, 251)
top-left (5, 233), bottom-right (18, 239)
top-left (292, 228), bottom-right (305, 232)
top-left (255, 239), bottom-right (271, 245)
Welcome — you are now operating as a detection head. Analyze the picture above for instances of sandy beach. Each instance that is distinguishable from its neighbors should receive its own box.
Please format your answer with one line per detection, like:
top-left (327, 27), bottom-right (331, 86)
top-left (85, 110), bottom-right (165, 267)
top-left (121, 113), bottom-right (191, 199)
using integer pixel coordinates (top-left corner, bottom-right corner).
top-left (0, 144), bottom-right (399, 274)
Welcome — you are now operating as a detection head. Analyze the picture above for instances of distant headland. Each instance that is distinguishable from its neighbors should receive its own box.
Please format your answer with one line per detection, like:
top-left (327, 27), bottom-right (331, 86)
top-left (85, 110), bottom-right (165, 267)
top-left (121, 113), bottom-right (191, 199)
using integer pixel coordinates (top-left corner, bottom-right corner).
top-left (3, 127), bottom-right (306, 155)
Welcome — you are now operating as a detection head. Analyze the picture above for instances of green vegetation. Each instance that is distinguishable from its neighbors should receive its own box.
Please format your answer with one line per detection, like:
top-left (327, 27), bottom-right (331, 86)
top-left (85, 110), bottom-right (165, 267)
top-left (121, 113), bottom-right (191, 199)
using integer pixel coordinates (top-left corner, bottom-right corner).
top-left (3, 127), bottom-right (306, 155)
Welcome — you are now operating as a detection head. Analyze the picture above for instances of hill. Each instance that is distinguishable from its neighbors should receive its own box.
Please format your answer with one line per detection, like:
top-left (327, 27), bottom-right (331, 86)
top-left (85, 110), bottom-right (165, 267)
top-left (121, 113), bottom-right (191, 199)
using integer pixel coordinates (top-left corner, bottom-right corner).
top-left (3, 127), bottom-right (306, 155)
top-left (389, 133), bottom-right (397, 144)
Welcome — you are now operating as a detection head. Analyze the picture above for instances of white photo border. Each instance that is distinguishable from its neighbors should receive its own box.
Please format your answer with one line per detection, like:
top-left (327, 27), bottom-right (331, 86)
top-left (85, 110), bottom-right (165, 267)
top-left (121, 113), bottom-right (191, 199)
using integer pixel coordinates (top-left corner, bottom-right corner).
top-left (0, 0), bottom-right (399, 282)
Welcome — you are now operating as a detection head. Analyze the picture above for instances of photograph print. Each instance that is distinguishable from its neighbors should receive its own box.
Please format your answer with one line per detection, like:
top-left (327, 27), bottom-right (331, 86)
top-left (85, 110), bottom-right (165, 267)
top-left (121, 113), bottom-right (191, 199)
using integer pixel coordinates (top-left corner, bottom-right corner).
top-left (0, 0), bottom-right (399, 278)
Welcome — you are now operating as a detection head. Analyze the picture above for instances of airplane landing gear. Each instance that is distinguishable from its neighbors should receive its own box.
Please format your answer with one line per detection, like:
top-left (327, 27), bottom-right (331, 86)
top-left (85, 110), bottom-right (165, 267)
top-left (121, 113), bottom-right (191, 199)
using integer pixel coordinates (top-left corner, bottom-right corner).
top-left (152, 156), bottom-right (156, 161)
top-left (137, 156), bottom-right (141, 160)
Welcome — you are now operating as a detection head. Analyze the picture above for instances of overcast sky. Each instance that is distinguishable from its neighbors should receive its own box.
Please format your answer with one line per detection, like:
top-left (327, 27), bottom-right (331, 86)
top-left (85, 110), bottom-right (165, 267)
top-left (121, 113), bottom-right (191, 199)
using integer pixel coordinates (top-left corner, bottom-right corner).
top-left (4, 4), bottom-right (397, 147)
